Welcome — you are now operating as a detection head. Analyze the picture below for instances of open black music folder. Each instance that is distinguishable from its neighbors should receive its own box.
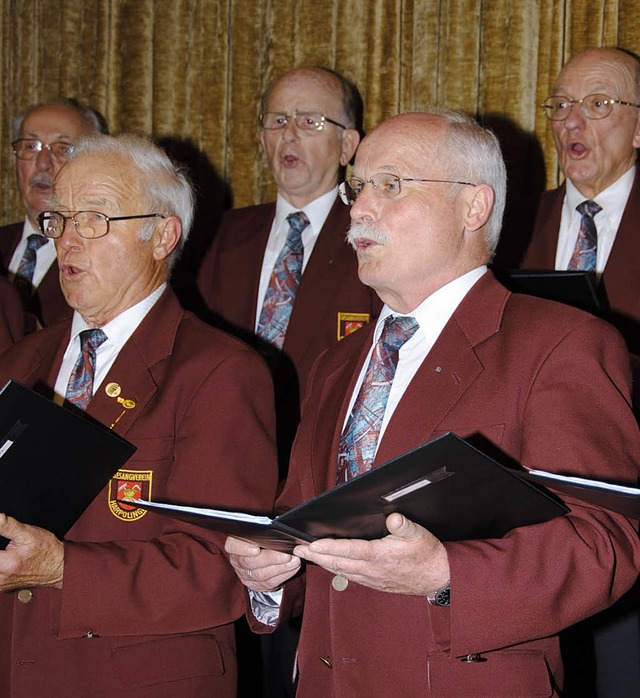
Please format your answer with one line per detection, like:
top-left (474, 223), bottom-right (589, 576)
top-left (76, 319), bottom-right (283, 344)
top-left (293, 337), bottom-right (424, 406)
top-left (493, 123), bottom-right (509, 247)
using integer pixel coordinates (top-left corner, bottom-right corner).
top-left (129, 432), bottom-right (571, 553)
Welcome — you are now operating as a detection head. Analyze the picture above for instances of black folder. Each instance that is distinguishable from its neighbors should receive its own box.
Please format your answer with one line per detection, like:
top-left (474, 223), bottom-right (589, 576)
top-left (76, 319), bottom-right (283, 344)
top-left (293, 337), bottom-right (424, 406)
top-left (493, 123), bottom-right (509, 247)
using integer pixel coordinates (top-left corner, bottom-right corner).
top-left (494, 269), bottom-right (607, 315)
top-left (0, 380), bottom-right (136, 547)
top-left (130, 433), bottom-right (568, 553)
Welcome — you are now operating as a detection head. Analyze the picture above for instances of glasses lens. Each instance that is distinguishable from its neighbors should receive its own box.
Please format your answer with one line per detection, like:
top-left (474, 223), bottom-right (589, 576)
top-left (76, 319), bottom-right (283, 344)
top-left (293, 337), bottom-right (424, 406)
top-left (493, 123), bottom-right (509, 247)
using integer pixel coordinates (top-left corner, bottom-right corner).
top-left (371, 174), bottom-right (402, 198)
top-left (13, 139), bottom-right (42, 159)
top-left (583, 94), bottom-right (613, 120)
top-left (40, 212), bottom-right (63, 237)
top-left (49, 142), bottom-right (74, 160)
top-left (338, 182), bottom-right (354, 206)
top-left (294, 113), bottom-right (324, 131)
top-left (261, 113), bottom-right (288, 130)
top-left (542, 97), bottom-right (572, 120)
top-left (75, 211), bottom-right (108, 238)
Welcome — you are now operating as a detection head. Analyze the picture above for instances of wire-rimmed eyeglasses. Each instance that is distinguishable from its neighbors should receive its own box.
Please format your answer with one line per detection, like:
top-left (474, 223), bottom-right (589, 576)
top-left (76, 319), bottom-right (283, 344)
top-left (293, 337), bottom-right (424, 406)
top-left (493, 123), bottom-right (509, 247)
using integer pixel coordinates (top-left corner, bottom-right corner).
top-left (12, 138), bottom-right (75, 162)
top-left (260, 112), bottom-right (348, 133)
top-left (338, 173), bottom-right (476, 206)
top-left (38, 211), bottom-right (166, 239)
top-left (541, 93), bottom-right (640, 121)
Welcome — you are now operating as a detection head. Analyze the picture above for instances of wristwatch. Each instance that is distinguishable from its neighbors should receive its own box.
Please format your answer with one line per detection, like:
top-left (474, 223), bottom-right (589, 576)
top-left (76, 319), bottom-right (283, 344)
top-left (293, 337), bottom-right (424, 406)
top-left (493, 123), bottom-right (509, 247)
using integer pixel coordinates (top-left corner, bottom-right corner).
top-left (427, 581), bottom-right (450, 607)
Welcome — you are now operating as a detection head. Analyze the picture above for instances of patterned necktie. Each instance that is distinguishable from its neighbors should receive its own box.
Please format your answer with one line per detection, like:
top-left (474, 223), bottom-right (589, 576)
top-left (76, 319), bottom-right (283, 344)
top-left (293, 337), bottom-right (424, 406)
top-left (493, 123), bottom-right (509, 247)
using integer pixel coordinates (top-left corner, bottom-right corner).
top-left (65, 329), bottom-right (108, 410)
top-left (337, 315), bottom-right (419, 482)
top-left (256, 211), bottom-right (309, 349)
top-left (14, 233), bottom-right (49, 299)
top-left (568, 200), bottom-right (602, 271)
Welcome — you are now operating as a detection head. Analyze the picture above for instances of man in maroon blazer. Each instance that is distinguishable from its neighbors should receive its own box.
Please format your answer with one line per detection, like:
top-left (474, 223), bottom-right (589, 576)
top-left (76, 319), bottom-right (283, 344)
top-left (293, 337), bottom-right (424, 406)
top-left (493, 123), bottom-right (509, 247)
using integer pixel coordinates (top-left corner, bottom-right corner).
top-left (0, 133), bottom-right (278, 697)
top-left (1, 98), bottom-right (105, 329)
top-left (197, 67), bottom-right (381, 474)
top-left (226, 112), bottom-right (640, 697)
top-left (522, 48), bottom-right (640, 359)
top-left (521, 47), bottom-right (640, 696)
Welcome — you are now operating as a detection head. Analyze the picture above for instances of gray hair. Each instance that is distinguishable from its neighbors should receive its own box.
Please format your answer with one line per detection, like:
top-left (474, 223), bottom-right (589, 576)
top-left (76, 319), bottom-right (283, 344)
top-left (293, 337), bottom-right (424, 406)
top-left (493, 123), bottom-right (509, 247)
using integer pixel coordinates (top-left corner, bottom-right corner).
top-left (68, 133), bottom-right (195, 271)
top-left (12, 98), bottom-right (106, 141)
top-left (438, 112), bottom-right (507, 257)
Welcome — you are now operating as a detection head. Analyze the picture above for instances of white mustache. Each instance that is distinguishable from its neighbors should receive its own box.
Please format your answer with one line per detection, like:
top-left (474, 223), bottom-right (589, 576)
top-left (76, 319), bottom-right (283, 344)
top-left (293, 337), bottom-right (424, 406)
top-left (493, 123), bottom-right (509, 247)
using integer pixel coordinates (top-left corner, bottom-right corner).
top-left (346, 222), bottom-right (387, 249)
top-left (29, 173), bottom-right (54, 188)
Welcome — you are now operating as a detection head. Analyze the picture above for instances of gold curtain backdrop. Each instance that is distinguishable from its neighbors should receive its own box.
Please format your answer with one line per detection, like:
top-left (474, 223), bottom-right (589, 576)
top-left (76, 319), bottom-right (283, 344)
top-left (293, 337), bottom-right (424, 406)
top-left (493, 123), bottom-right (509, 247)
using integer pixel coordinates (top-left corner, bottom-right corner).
top-left (1, 0), bottom-right (639, 224)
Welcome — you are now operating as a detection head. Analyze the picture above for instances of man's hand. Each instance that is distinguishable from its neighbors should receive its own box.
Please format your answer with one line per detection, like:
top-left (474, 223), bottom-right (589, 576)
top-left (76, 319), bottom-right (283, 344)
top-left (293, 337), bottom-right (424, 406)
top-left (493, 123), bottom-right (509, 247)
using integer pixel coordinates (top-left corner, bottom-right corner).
top-left (0, 513), bottom-right (64, 591)
top-left (225, 536), bottom-right (301, 592)
top-left (294, 513), bottom-right (449, 595)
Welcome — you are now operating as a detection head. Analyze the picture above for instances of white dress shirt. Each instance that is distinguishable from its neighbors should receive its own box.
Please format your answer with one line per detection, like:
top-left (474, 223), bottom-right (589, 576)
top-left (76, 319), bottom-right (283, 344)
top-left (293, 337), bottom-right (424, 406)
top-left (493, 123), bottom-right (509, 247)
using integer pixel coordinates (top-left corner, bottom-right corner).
top-left (53, 284), bottom-right (166, 404)
top-left (555, 166), bottom-right (635, 274)
top-left (254, 187), bottom-right (340, 330)
top-left (8, 219), bottom-right (57, 288)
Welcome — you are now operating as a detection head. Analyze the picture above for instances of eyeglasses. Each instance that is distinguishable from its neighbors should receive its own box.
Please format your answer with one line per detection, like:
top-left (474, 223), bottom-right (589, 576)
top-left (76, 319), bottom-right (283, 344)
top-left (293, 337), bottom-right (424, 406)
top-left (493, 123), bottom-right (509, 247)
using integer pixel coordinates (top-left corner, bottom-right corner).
top-left (12, 138), bottom-right (75, 162)
top-left (38, 211), bottom-right (166, 239)
top-left (260, 112), bottom-right (348, 132)
top-left (338, 173), bottom-right (476, 205)
top-left (541, 93), bottom-right (640, 121)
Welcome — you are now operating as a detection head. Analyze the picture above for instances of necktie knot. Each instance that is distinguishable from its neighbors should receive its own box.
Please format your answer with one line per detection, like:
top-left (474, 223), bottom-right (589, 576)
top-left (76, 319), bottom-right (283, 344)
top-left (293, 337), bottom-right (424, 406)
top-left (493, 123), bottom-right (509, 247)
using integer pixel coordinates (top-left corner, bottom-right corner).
top-left (286, 211), bottom-right (310, 237)
top-left (379, 315), bottom-right (419, 352)
top-left (79, 328), bottom-right (108, 353)
top-left (26, 233), bottom-right (49, 252)
top-left (576, 199), bottom-right (602, 219)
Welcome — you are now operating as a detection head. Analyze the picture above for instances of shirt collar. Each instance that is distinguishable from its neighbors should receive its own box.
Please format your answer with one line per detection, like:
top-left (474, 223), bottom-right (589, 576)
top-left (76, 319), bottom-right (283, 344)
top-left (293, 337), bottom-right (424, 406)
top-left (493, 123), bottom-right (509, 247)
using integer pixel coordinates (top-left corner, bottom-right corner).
top-left (565, 164), bottom-right (635, 214)
top-left (274, 187), bottom-right (339, 235)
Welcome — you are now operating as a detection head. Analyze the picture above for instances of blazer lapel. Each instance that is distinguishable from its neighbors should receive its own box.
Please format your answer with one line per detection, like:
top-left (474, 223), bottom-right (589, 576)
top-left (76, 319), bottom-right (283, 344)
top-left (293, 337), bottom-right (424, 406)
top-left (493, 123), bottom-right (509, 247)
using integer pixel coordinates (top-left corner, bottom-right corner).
top-left (84, 289), bottom-right (183, 438)
top-left (375, 272), bottom-right (506, 465)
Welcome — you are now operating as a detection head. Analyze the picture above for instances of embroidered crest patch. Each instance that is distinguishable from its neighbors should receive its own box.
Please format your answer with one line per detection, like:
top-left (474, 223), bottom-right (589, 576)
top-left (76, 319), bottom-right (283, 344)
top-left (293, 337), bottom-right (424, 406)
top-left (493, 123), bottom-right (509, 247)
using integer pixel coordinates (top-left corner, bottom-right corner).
top-left (337, 312), bottom-right (371, 341)
top-left (108, 469), bottom-right (152, 521)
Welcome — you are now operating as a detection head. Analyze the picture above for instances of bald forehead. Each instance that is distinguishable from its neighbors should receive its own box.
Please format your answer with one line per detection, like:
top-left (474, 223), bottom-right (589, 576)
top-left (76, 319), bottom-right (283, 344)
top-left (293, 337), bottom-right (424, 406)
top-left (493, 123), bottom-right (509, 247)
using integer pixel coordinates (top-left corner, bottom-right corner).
top-left (357, 114), bottom-right (446, 167)
top-left (557, 48), bottom-right (639, 92)
top-left (266, 68), bottom-right (344, 108)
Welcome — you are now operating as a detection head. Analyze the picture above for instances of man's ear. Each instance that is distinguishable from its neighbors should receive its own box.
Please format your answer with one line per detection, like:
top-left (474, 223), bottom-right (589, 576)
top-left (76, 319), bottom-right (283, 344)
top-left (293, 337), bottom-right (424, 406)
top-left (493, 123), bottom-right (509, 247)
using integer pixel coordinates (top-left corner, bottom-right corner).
top-left (152, 216), bottom-right (182, 262)
top-left (339, 129), bottom-right (360, 167)
top-left (463, 184), bottom-right (494, 232)
top-left (632, 112), bottom-right (640, 149)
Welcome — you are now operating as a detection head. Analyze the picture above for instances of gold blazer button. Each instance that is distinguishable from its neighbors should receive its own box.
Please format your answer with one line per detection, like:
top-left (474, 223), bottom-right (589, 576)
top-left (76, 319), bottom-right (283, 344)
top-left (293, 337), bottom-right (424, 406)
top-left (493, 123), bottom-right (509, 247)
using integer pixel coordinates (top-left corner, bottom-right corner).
top-left (17, 588), bottom-right (33, 603)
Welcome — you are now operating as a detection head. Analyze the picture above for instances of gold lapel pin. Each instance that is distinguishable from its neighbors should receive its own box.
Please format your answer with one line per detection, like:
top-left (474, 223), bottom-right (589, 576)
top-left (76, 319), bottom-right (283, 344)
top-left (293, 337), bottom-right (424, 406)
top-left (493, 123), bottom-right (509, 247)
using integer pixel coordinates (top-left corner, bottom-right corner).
top-left (105, 382), bottom-right (137, 428)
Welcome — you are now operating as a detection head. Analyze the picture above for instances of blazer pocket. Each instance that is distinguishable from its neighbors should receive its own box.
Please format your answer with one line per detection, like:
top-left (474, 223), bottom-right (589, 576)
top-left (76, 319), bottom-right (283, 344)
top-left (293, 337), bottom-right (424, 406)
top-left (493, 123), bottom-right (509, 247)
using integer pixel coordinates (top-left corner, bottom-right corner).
top-left (427, 649), bottom-right (553, 697)
top-left (113, 634), bottom-right (225, 690)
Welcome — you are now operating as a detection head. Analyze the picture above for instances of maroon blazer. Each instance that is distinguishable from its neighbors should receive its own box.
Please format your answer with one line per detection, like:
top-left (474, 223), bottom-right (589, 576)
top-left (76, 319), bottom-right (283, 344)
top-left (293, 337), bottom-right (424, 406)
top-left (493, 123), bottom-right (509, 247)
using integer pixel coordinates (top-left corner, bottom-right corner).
top-left (272, 272), bottom-right (640, 697)
top-left (197, 197), bottom-right (381, 471)
top-left (0, 289), bottom-right (278, 698)
top-left (0, 221), bottom-right (71, 328)
top-left (0, 275), bottom-right (24, 352)
top-left (521, 168), bottom-right (640, 354)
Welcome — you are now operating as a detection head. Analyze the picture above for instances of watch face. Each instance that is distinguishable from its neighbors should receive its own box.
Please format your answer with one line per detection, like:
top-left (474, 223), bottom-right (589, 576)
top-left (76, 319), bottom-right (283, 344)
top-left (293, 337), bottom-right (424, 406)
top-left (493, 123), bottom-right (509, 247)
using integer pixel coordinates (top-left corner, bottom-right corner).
top-left (435, 587), bottom-right (450, 606)
top-left (428, 585), bottom-right (450, 607)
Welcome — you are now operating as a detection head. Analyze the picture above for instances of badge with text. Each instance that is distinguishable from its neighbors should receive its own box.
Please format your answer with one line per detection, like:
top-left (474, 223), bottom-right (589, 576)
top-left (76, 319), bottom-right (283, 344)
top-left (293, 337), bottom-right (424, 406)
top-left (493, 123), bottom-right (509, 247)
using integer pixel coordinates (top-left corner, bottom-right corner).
top-left (109, 468), bottom-right (152, 521)
top-left (337, 312), bottom-right (370, 341)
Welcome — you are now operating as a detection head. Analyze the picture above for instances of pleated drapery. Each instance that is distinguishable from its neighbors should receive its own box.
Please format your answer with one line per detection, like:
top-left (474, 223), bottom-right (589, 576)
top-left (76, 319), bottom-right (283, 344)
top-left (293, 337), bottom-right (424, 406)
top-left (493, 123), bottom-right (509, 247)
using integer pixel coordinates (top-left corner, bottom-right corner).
top-left (1, 0), bottom-right (639, 224)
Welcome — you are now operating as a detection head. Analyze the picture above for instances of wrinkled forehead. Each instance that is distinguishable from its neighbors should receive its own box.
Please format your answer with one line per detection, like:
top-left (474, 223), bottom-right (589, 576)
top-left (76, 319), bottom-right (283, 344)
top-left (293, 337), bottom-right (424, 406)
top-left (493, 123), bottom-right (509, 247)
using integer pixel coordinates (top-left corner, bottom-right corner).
top-left (52, 153), bottom-right (142, 210)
